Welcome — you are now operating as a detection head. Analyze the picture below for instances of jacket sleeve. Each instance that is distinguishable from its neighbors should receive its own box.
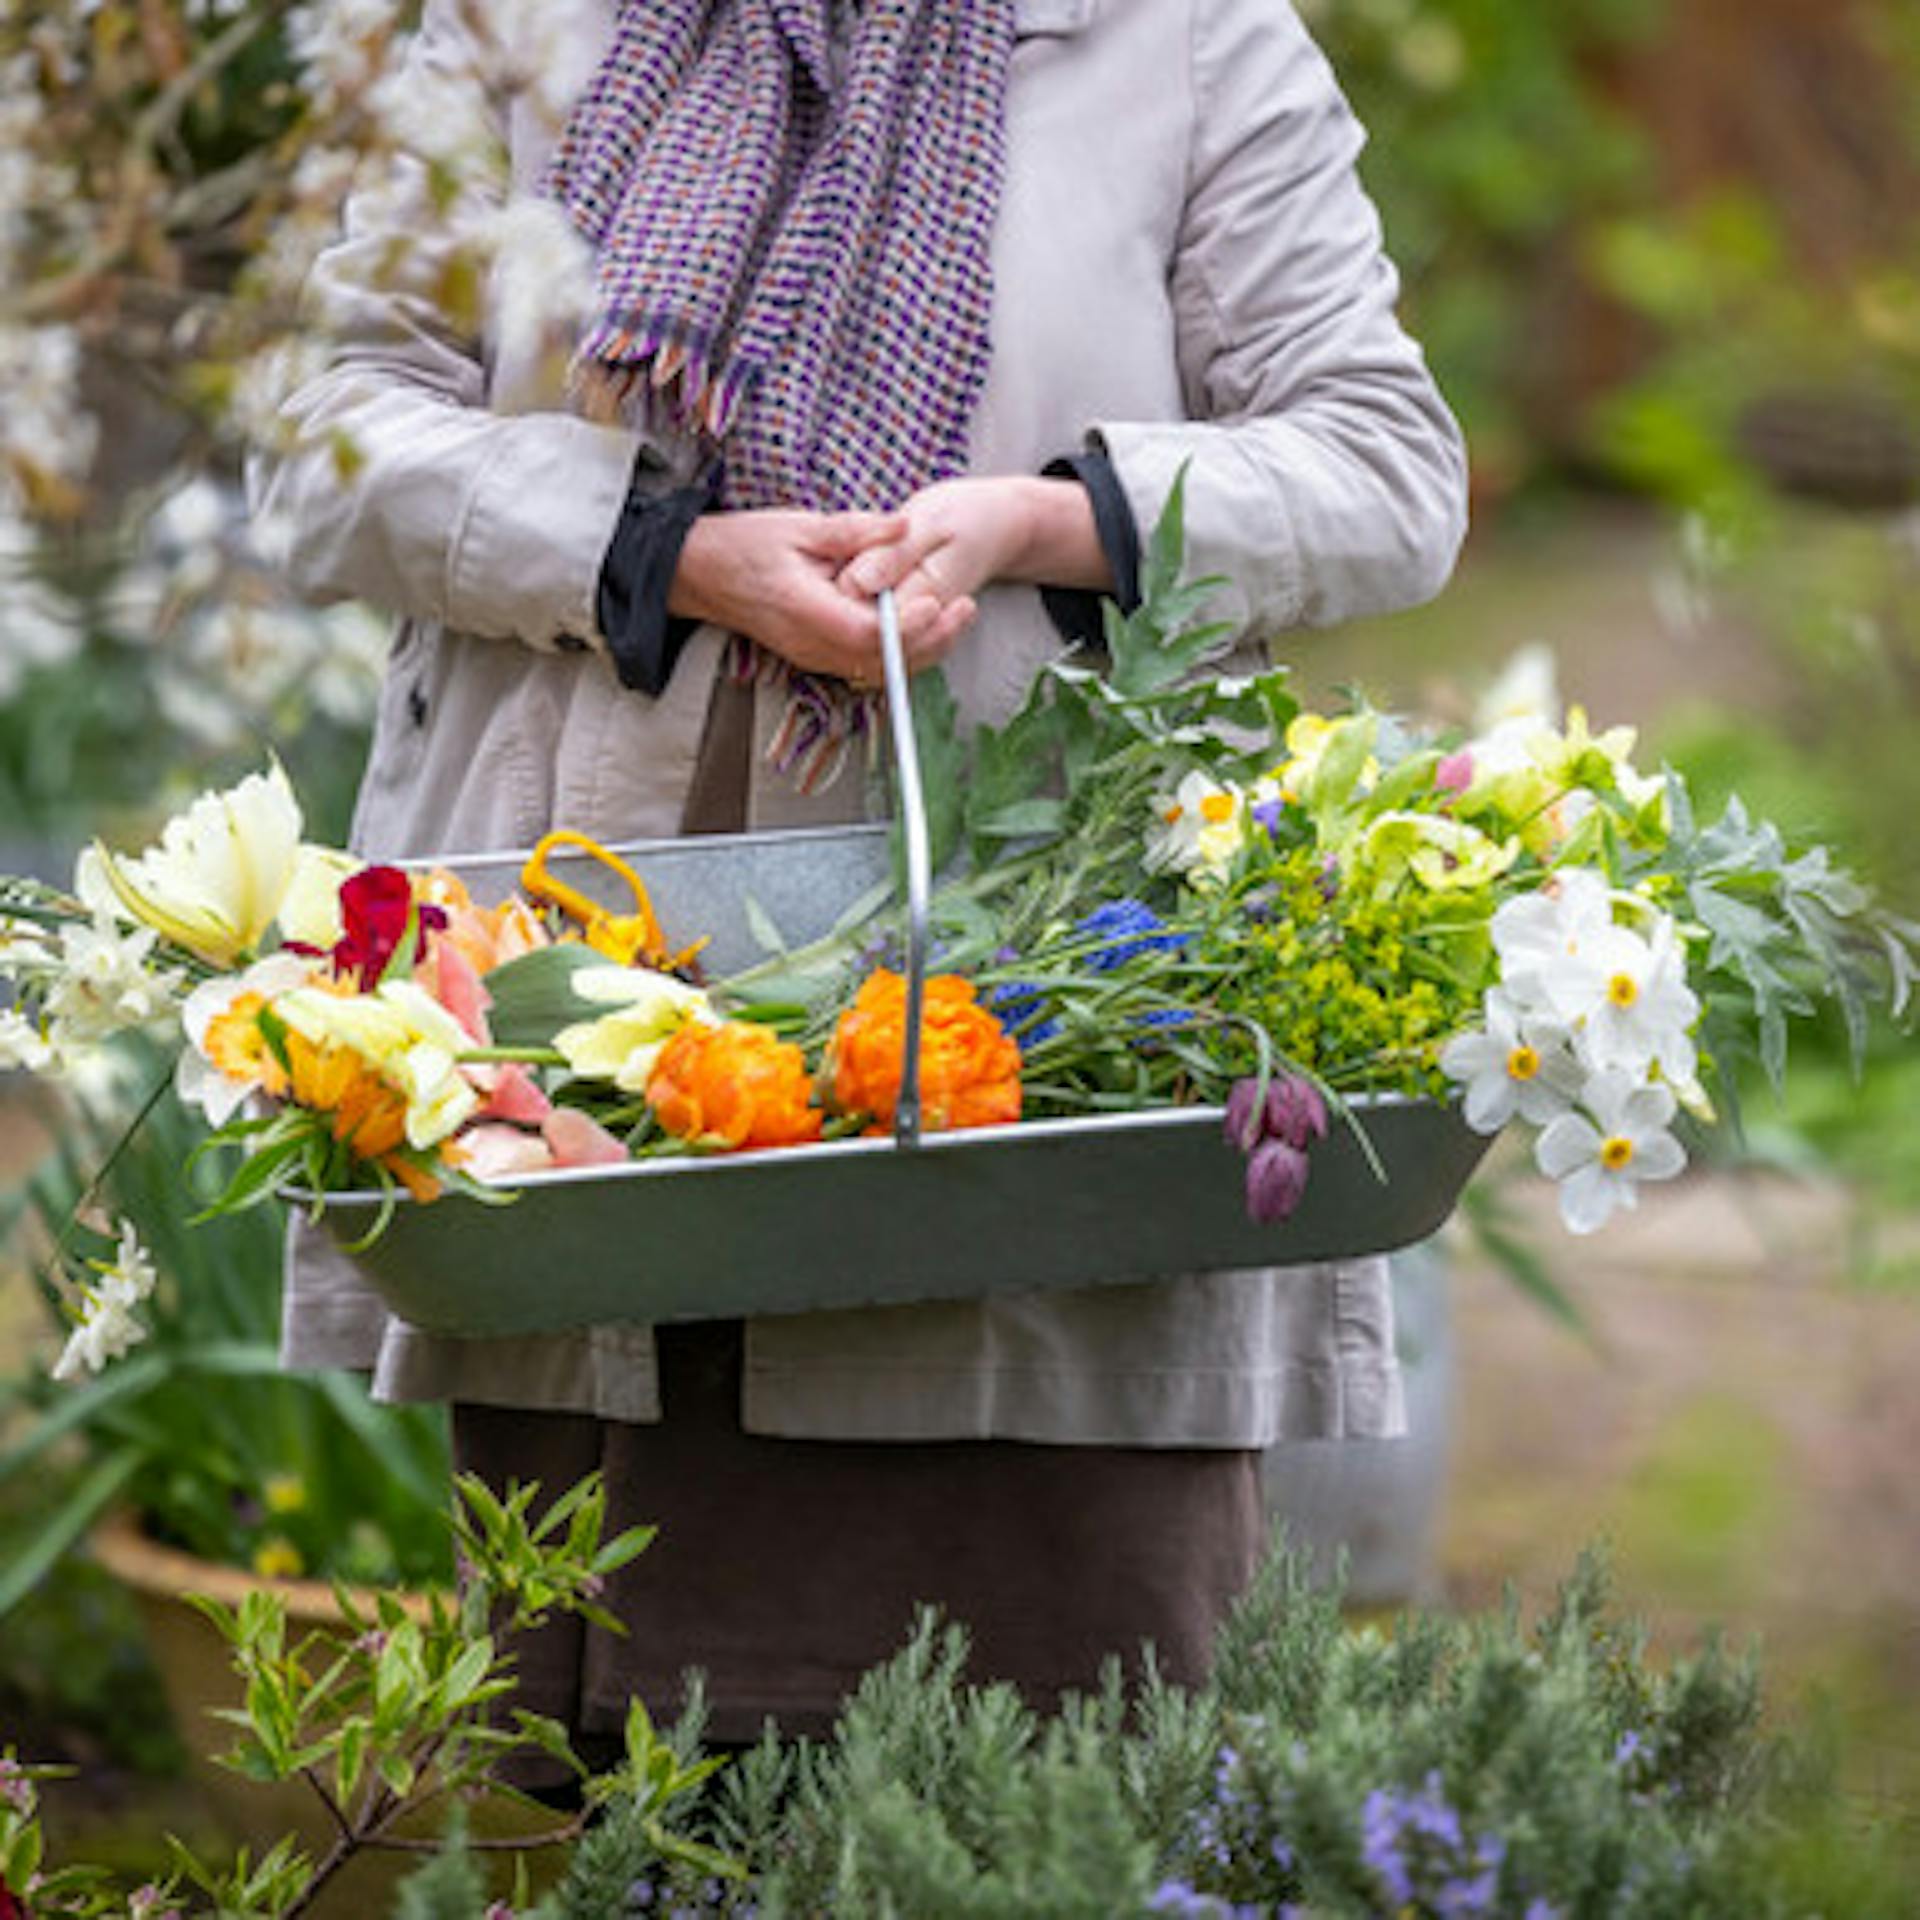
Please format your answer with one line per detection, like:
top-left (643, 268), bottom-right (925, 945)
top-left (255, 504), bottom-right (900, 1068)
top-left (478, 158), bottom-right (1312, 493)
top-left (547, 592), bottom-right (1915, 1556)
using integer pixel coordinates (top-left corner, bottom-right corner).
top-left (245, 0), bottom-right (640, 653)
top-left (1092, 0), bottom-right (1469, 638)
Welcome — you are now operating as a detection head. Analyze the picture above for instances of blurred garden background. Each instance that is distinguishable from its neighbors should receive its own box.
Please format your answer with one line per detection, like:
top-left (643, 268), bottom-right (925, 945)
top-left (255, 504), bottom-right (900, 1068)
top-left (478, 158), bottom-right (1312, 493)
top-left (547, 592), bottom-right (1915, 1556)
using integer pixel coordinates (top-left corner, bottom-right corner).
top-left (2, 0), bottom-right (1919, 1901)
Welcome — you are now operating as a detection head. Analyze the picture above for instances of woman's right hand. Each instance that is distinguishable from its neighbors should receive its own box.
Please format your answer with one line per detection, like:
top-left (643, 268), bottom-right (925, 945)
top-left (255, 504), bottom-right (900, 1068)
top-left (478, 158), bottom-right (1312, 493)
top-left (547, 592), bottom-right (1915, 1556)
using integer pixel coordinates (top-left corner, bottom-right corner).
top-left (670, 509), bottom-right (976, 684)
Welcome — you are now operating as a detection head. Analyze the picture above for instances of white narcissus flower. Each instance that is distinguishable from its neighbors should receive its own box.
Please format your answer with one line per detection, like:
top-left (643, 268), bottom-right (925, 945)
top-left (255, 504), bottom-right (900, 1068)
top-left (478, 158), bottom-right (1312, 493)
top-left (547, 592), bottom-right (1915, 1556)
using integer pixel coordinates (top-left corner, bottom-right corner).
top-left (1489, 867), bottom-right (1616, 1007)
top-left (0, 1006), bottom-right (53, 1073)
top-left (1535, 1070), bottom-right (1687, 1235)
top-left (43, 916), bottom-right (178, 1045)
top-left (554, 966), bottom-right (714, 1093)
top-left (1563, 914), bottom-right (1700, 1084)
top-left (51, 1294), bottom-right (145, 1381)
top-left (92, 761), bottom-right (304, 967)
top-left (51, 1222), bottom-right (157, 1382)
top-left (1439, 993), bottom-right (1582, 1134)
top-left (1145, 771), bottom-right (1246, 882)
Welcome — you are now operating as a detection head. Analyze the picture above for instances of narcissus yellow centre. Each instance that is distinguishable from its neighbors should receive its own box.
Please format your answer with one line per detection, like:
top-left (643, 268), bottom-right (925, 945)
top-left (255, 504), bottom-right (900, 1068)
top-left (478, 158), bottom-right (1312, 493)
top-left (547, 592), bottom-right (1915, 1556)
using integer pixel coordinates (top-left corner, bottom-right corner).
top-left (1199, 793), bottom-right (1237, 825)
top-left (1607, 972), bottom-right (1640, 1008)
top-left (1600, 1135), bottom-right (1636, 1171)
top-left (1506, 1044), bottom-right (1541, 1082)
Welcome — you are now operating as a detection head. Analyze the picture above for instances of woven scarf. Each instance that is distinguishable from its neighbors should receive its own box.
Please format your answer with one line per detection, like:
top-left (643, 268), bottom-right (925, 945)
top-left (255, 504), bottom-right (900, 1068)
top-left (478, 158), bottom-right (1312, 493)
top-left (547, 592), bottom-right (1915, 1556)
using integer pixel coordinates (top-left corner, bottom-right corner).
top-left (547, 0), bottom-right (1017, 790)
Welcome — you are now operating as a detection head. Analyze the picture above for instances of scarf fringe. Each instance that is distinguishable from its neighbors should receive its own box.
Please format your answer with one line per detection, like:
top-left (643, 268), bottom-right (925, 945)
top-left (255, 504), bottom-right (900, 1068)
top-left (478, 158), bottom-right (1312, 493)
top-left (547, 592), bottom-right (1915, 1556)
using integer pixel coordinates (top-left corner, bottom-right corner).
top-left (571, 312), bottom-right (760, 439)
top-left (723, 633), bottom-right (880, 798)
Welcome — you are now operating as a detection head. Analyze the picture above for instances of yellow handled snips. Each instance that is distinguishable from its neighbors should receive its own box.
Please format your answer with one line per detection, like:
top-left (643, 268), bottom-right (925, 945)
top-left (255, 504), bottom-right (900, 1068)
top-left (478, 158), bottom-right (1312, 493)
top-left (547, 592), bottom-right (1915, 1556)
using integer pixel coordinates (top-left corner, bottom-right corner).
top-left (519, 829), bottom-right (706, 972)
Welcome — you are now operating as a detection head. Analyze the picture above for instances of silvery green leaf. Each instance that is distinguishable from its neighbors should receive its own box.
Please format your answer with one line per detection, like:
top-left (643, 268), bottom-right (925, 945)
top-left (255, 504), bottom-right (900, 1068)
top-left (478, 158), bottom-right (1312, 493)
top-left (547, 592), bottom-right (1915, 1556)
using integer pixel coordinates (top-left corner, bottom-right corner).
top-left (742, 893), bottom-right (788, 956)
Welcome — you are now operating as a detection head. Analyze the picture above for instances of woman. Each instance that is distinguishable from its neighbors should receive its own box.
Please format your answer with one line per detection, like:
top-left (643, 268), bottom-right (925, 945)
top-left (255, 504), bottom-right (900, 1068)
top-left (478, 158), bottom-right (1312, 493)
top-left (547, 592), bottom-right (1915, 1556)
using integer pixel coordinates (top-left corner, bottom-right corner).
top-left (254, 0), bottom-right (1467, 1758)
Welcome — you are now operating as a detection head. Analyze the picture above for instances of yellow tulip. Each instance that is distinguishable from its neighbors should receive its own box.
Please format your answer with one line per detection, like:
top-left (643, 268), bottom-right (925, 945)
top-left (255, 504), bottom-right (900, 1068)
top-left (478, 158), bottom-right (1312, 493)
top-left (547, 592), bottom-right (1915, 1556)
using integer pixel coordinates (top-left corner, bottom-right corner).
top-left (93, 762), bottom-right (303, 967)
top-left (554, 965), bottom-right (713, 1092)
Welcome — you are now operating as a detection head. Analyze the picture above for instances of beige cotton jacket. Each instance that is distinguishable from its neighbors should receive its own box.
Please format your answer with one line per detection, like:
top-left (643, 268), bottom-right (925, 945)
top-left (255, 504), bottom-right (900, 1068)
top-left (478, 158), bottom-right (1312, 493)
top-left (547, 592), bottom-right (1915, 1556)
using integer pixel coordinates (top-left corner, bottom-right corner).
top-left (253, 0), bottom-right (1468, 1446)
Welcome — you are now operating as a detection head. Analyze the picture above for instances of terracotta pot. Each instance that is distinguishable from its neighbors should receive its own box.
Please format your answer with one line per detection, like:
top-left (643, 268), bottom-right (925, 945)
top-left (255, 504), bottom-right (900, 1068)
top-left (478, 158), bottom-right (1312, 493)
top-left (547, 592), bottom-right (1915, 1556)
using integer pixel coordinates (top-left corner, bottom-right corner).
top-left (92, 1514), bottom-right (571, 1910)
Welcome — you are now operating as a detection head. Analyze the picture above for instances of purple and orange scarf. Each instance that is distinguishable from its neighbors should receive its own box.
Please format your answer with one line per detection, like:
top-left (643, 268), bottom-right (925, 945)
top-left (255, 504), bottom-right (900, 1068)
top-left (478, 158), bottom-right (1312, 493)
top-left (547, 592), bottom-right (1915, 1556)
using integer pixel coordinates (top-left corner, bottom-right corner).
top-left (549, 0), bottom-right (1017, 789)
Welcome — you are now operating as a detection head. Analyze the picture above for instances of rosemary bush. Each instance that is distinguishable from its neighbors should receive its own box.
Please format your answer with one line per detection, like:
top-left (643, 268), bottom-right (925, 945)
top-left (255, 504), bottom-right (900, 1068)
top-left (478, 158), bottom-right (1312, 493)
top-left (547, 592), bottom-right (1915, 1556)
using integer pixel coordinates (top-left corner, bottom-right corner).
top-left (7, 1503), bottom-right (1903, 1916)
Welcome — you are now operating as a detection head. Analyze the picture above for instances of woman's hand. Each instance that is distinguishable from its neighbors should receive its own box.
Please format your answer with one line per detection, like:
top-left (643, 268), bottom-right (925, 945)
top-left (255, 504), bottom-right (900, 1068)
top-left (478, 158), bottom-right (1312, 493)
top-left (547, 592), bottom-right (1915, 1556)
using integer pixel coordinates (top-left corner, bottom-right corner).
top-left (838, 475), bottom-right (1111, 614)
top-left (671, 509), bottom-right (973, 683)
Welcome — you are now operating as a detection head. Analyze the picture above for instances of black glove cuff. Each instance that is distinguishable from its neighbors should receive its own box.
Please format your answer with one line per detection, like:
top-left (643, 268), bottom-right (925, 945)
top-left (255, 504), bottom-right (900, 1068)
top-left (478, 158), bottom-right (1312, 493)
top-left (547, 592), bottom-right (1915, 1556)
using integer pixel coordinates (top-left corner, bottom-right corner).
top-left (594, 467), bottom-right (723, 697)
top-left (1037, 448), bottom-right (1144, 648)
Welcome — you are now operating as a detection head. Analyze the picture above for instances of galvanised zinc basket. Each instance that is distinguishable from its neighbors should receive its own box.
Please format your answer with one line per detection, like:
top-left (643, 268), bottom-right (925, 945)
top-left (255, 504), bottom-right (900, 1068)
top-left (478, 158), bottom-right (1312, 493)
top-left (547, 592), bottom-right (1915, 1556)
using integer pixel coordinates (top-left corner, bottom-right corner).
top-left (302, 596), bottom-right (1490, 1336)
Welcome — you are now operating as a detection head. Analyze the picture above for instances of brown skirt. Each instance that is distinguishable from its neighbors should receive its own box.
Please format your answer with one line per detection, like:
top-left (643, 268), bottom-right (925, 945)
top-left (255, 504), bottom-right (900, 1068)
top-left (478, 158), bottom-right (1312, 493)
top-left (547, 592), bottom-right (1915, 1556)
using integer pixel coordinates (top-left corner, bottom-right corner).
top-left (454, 1320), bottom-right (1265, 1747)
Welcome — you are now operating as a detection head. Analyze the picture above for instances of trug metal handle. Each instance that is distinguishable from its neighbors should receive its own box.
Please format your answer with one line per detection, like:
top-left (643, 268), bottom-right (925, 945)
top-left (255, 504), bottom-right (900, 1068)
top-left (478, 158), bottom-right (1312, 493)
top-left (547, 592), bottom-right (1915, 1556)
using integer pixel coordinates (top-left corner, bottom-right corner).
top-left (876, 588), bottom-right (929, 1150)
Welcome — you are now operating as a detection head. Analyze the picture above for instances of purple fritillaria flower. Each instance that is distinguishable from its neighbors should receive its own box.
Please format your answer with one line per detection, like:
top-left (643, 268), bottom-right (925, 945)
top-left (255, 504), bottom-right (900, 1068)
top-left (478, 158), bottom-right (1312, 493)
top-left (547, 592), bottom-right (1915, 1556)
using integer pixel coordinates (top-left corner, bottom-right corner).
top-left (1265, 1075), bottom-right (1329, 1149)
top-left (1252, 796), bottom-right (1285, 838)
top-left (1246, 1138), bottom-right (1311, 1223)
top-left (1225, 1077), bottom-right (1266, 1151)
top-left (1225, 1072), bottom-right (1327, 1153)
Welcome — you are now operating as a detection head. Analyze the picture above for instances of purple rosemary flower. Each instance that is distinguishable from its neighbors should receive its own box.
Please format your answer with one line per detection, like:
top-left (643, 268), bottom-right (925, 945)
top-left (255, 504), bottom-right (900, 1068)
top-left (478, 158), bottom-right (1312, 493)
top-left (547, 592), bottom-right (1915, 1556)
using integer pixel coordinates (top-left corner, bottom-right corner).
top-left (1361, 1789), bottom-right (1417, 1906)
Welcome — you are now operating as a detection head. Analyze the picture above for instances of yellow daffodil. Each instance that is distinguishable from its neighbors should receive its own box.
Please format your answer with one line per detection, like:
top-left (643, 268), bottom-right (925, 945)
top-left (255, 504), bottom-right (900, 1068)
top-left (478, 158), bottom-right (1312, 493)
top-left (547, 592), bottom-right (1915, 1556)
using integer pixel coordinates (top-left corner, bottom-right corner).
top-left (92, 761), bottom-right (303, 967)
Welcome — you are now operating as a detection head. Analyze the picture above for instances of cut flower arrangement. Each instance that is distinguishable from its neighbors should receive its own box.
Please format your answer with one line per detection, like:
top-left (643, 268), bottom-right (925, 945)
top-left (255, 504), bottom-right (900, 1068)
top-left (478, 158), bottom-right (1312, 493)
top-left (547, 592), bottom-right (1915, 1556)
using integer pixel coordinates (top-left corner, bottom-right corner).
top-left (3, 492), bottom-right (1914, 1374)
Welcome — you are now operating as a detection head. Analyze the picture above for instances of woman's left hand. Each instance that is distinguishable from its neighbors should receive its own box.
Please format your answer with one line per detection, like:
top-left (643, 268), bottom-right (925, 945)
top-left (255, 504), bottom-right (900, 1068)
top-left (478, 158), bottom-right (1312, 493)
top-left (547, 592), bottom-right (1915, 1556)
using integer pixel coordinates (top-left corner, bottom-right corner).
top-left (838, 475), bottom-right (1109, 621)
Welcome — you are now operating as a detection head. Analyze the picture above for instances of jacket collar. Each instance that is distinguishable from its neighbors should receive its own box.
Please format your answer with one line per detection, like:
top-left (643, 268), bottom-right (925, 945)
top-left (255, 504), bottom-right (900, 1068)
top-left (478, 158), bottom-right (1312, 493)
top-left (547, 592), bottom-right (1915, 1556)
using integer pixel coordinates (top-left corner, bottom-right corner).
top-left (1015, 0), bottom-right (1094, 38)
